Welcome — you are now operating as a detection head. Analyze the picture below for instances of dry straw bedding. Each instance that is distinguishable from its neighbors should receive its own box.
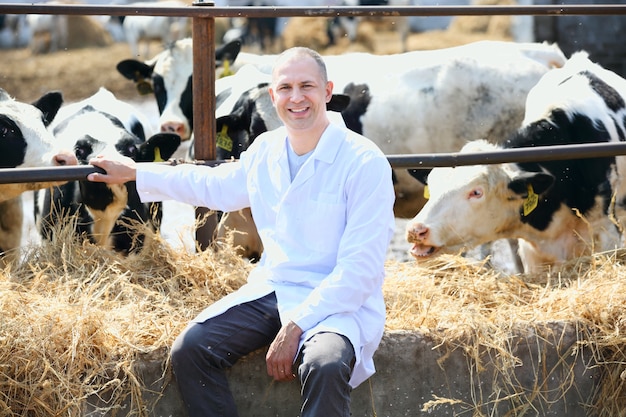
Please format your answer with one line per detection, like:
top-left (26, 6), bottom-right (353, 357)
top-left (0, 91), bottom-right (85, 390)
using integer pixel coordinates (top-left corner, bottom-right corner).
top-left (1, 219), bottom-right (626, 416)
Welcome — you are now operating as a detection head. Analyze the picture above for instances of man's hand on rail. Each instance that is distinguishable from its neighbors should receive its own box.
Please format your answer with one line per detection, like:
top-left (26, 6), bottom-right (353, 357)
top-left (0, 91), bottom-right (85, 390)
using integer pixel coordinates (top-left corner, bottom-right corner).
top-left (88, 153), bottom-right (137, 184)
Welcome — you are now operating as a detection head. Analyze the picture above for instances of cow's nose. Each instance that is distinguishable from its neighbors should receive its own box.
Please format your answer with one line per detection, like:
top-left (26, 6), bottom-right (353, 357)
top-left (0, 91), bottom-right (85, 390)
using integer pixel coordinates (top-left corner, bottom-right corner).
top-left (406, 222), bottom-right (429, 243)
top-left (53, 150), bottom-right (78, 166)
top-left (161, 122), bottom-right (188, 140)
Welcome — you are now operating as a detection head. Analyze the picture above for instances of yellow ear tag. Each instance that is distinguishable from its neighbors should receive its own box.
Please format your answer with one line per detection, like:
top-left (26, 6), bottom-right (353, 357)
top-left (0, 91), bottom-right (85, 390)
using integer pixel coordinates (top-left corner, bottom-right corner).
top-left (135, 72), bottom-right (154, 95)
top-left (216, 125), bottom-right (233, 152)
top-left (423, 185), bottom-right (430, 200)
top-left (153, 146), bottom-right (165, 162)
top-left (522, 184), bottom-right (538, 216)
top-left (220, 59), bottom-right (234, 78)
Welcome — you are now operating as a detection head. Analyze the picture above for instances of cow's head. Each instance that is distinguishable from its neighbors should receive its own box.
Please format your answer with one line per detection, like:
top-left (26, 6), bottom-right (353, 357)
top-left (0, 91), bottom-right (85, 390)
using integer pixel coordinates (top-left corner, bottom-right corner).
top-left (116, 38), bottom-right (242, 141)
top-left (405, 140), bottom-right (554, 260)
top-left (0, 89), bottom-right (77, 201)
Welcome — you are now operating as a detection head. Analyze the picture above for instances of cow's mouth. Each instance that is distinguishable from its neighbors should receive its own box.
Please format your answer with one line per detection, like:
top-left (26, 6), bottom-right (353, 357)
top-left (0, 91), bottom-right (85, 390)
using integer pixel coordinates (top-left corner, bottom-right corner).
top-left (409, 243), bottom-right (439, 259)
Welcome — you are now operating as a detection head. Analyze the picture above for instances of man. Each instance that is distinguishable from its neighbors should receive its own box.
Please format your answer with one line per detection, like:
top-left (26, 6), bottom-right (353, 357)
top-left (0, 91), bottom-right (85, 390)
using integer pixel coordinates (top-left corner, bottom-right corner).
top-left (88, 47), bottom-right (395, 417)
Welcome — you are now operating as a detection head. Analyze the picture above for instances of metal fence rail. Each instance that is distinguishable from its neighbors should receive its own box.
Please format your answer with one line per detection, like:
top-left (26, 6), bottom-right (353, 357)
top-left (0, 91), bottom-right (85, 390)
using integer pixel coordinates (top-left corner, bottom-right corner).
top-left (1, 3), bottom-right (626, 17)
top-left (3, 141), bottom-right (626, 184)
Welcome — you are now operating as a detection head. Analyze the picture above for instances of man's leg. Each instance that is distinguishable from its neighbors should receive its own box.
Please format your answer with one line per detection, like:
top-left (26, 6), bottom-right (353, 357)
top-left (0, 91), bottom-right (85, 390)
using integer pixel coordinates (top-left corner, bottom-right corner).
top-left (298, 332), bottom-right (355, 417)
top-left (171, 292), bottom-right (281, 417)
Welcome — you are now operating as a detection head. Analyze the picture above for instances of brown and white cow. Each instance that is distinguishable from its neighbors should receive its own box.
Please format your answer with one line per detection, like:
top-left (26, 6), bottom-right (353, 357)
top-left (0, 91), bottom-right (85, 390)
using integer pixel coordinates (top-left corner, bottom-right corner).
top-left (0, 88), bottom-right (77, 264)
top-left (406, 52), bottom-right (626, 273)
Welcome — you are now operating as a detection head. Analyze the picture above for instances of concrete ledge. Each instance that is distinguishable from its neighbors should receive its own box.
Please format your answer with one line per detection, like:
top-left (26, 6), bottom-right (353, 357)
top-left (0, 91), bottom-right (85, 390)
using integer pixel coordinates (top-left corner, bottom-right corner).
top-left (86, 322), bottom-right (601, 416)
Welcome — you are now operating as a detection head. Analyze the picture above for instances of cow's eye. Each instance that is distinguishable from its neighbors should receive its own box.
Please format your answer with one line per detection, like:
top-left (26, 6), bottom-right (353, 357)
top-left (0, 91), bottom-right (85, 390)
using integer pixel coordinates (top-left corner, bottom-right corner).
top-left (0, 122), bottom-right (16, 137)
top-left (469, 188), bottom-right (483, 199)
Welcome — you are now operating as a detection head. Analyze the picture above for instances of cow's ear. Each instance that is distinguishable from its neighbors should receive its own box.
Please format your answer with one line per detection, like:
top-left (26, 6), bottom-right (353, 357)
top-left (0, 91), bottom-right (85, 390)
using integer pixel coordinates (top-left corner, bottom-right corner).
top-left (32, 91), bottom-right (63, 126)
top-left (138, 133), bottom-right (181, 162)
top-left (216, 39), bottom-right (242, 67)
top-left (327, 94), bottom-right (350, 112)
top-left (407, 168), bottom-right (431, 185)
top-left (508, 171), bottom-right (555, 196)
top-left (116, 59), bottom-right (154, 82)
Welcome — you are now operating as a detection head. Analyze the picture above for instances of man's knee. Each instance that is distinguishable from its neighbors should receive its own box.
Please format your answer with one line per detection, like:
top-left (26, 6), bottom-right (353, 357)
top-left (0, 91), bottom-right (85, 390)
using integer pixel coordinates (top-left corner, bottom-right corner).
top-left (299, 333), bottom-right (355, 379)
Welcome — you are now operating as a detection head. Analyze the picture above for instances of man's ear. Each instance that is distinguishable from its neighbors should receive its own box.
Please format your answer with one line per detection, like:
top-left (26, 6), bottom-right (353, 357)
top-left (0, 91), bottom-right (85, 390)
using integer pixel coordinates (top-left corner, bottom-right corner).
top-left (268, 86), bottom-right (276, 105)
top-left (325, 80), bottom-right (334, 103)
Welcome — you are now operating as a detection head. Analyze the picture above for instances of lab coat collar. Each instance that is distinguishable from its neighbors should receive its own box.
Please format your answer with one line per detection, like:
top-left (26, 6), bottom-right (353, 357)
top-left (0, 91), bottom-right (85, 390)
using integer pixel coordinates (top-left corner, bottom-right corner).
top-left (266, 124), bottom-right (346, 189)
top-left (288, 123), bottom-right (345, 187)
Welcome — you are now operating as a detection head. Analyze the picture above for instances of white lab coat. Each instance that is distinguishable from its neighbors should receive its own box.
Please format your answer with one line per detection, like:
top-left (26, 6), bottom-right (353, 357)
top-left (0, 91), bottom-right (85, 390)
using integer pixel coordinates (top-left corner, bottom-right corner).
top-left (137, 123), bottom-right (396, 387)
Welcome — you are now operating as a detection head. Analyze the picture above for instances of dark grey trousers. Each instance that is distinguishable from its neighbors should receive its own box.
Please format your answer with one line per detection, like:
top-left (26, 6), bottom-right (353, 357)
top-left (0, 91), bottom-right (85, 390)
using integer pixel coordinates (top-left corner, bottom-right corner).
top-left (170, 292), bottom-right (355, 417)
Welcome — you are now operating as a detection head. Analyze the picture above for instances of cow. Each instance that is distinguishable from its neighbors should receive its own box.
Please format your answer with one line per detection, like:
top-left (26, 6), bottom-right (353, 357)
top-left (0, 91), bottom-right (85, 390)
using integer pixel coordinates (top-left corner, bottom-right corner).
top-left (0, 88), bottom-right (77, 265)
top-left (35, 87), bottom-right (180, 254)
top-left (116, 38), bottom-right (242, 142)
top-left (405, 51), bottom-right (626, 273)
top-left (121, 0), bottom-right (189, 58)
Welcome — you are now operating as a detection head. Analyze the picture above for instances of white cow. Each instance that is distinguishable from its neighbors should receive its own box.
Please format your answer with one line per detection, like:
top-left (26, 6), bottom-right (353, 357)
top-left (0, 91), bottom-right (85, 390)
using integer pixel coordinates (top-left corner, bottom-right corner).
top-left (405, 52), bottom-right (626, 273)
top-left (122, 0), bottom-right (189, 58)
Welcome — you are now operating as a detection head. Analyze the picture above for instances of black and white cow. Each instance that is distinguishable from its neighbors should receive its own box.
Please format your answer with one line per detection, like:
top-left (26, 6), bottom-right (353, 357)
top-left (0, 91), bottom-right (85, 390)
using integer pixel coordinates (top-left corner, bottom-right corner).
top-left (36, 88), bottom-right (180, 254)
top-left (116, 38), bottom-right (242, 143)
top-left (405, 52), bottom-right (626, 273)
top-left (0, 88), bottom-right (77, 264)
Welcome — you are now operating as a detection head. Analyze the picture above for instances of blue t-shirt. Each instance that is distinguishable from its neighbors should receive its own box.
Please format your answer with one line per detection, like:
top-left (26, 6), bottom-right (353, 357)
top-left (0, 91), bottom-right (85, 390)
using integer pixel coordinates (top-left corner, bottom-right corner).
top-left (286, 140), bottom-right (314, 182)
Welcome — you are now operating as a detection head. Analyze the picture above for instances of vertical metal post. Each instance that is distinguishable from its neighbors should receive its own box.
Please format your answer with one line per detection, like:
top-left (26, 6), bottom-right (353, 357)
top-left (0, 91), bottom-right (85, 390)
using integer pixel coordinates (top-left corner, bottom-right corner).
top-left (192, 0), bottom-right (217, 251)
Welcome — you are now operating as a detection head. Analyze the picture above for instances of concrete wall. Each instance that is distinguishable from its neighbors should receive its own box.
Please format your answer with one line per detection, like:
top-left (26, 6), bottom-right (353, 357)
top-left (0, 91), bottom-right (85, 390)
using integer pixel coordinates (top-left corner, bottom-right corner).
top-left (85, 322), bottom-right (603, 416)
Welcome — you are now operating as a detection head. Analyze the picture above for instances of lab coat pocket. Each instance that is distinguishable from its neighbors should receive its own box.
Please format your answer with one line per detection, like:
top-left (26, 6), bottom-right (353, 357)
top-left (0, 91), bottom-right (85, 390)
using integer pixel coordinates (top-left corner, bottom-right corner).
top-left (299, 199), bottom-right (346, 253)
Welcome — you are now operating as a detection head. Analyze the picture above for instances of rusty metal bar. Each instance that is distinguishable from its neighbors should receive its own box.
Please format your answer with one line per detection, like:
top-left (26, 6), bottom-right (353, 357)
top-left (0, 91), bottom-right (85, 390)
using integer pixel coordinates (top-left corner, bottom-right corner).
top-left (0, 3), bottom-right (625, 18)
top-left (191, 0), bottom-right (218, 250)
top-left (5, 142), bottom-right (626, 184)
top-left (385, 141), bottom-right (626, 169)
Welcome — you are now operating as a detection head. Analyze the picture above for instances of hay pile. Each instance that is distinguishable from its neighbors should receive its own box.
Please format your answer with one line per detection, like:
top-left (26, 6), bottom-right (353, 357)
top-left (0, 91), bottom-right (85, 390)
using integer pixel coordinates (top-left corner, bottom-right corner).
top-left (0, 223), bottom-right (251, 416)
top-left (384, 252), bottom-right (626, 416)
top-left (2, 219), bottom-right (626, 415)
